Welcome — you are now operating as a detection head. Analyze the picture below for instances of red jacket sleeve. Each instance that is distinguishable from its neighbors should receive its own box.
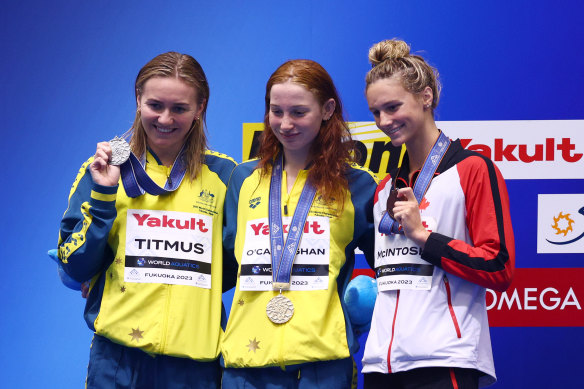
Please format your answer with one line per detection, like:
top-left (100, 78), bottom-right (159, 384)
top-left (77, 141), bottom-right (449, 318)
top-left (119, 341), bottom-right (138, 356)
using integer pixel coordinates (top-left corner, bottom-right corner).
top-left (421, 155), bottom-right (515, 292)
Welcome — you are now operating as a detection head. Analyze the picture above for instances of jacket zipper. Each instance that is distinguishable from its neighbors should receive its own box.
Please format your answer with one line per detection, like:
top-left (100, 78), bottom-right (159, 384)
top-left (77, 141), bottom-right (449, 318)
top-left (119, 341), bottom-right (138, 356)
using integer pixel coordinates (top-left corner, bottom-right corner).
top-left (443, 275), bottom-right (462, 338)
top-left (160, 284), bottom-right (172, 353)
top-left (387, 290), bottom-right (400, 373)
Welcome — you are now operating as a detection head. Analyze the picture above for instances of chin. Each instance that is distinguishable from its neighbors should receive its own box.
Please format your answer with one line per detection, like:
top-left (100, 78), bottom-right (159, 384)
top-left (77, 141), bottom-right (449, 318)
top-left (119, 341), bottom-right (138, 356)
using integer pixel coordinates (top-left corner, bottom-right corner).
top-left (389, 138), bottom-right (404, 147)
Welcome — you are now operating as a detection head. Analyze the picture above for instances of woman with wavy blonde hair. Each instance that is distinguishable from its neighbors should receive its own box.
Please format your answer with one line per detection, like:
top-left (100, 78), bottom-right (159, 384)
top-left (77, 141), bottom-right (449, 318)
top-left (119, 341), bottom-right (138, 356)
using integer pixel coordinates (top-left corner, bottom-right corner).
top-left (221, 59), bottom-right (378, 388)
top-left (57, 52), bottom-right (236, 388)
top-left (361, 39), bottom-right (515, 389)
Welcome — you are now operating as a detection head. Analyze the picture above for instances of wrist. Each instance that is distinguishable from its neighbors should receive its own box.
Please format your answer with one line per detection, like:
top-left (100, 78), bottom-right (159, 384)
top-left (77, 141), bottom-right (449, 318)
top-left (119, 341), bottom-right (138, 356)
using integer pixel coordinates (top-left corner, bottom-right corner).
top-left (411, 229), bottom-right (431, 248)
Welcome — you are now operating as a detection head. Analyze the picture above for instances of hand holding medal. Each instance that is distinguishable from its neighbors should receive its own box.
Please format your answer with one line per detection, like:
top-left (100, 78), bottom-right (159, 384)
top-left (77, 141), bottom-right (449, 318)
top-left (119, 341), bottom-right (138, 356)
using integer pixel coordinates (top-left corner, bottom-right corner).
top-left (89, 136), bottom-right (129, 187)
top-left (390, 187), bottom-right (430, 247)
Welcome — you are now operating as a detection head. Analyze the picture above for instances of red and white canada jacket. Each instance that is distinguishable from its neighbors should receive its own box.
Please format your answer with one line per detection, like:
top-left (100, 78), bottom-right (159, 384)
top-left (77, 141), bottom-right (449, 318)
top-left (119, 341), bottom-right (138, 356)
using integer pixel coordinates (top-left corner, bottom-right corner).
top-left (362, 138), bottom-right (515, 388)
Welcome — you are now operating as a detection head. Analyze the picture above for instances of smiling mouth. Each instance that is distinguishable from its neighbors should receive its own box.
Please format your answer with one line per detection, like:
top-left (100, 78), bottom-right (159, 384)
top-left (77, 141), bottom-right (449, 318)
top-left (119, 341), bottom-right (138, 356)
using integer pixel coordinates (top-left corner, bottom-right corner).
top-left (385, 124), bottom-right (404, 135)
top-left (155, 126), bottom-right (175, 134)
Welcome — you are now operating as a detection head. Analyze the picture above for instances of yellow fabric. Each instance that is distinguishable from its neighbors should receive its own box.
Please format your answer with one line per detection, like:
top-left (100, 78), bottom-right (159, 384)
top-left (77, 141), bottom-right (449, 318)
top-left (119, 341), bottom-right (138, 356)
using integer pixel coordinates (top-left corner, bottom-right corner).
top-left (93, 152), bottom-right (230, 360)
top-left (222, 168), bottom-right (356, 367)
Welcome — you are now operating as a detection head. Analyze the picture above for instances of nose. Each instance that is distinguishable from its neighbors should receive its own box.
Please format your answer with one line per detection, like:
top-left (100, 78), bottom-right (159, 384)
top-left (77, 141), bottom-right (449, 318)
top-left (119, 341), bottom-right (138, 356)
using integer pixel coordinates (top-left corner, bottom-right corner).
top-left (379, 111), bottom-right (393, 128)
top-left (280, 114), bottom-right (293, 131)
top-left (158, 109), bottom-right (173, 125)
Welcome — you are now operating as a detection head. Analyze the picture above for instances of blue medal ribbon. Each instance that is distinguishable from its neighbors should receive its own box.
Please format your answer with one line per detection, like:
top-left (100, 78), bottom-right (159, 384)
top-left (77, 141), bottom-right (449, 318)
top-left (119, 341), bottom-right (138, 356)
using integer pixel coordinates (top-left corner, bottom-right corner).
top-left (119, 145), bottom-right (188, 198)
top-left (269, 154), bottom-right (317, 290)
top-left (379, 131), bottom-right (451, 235)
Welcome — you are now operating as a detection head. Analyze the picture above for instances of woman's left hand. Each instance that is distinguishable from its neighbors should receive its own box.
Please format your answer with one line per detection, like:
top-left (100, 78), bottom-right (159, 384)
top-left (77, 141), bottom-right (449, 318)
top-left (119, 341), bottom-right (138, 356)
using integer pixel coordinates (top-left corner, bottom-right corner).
top-left (392, 188), bottom-right (431, 247)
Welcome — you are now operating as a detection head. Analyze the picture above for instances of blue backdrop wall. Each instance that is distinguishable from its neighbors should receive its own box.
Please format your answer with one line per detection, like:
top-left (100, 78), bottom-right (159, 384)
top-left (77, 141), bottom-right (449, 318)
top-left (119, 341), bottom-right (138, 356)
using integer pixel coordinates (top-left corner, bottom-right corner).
top-left (1, 1), bottom-right (583, 387)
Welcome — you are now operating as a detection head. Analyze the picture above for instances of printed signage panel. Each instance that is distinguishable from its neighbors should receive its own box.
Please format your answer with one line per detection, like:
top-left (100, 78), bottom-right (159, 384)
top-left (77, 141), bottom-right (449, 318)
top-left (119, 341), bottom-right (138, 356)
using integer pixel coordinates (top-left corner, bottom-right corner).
top-left (244, 120), bottom-right (584, 180)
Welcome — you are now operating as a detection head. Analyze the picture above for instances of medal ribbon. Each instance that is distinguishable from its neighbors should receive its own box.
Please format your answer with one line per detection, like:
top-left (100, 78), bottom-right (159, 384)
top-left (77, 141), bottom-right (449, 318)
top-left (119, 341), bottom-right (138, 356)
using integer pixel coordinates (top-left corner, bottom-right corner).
top-left (269, 154), bottom-right (317, 290)
top-left (378, 131), bottom-right (451, 234)
top-left (120, 145), bottom-right (188, 198)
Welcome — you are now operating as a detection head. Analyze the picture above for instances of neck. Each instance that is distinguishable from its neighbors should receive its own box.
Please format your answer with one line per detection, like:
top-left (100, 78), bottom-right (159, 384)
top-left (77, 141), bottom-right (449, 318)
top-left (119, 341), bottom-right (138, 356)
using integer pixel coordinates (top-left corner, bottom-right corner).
top-left (282, 148), bottom-right (310, 176)
top-left (405, 123), bottom-right (440, 172)
top-left (149, 145), bottom-right (181, 167)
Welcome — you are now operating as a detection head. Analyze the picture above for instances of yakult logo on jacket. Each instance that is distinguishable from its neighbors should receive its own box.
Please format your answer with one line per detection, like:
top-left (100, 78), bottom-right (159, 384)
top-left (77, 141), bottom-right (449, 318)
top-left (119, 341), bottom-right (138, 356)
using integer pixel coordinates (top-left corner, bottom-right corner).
top-left (132, 213), bottom-right (209, 232)
top-left (249, 221), bottom-right (325, 236)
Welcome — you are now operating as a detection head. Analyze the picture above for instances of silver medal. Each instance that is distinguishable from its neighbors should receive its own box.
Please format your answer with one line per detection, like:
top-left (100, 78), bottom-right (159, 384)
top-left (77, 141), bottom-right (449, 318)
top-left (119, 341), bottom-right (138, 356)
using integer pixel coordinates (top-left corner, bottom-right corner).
top-left (109, 136), bottom-right (131, 165)
top-left (266, 294), bottom-right (294, 324)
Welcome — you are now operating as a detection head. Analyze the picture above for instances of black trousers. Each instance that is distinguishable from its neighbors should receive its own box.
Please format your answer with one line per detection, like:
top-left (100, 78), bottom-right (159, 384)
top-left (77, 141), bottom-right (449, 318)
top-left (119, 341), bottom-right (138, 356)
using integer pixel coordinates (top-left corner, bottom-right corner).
top-left (363, 367), bottom-right (480, 389)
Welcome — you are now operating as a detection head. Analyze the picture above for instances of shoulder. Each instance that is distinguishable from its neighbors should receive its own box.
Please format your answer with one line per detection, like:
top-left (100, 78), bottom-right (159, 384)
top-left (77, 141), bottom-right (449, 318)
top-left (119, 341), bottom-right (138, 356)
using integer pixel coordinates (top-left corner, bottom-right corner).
top-left (228, 158), bottom-right (261, 187)
top-left (450, 140), bottom-right (501, 173)
top-left (205, 149), bottom-right (237, 168)
top-left (345, 163), bottom-right (380, 186)
top-left (439, 139), bottom-right (499, 174)
top-left (204, 150), bottom-right (238, 184)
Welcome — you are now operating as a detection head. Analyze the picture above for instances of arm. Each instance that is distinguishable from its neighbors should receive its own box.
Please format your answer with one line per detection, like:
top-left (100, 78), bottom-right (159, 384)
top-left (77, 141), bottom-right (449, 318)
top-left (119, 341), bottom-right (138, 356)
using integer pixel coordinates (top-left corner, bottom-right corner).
top-left (421, 156), bottom-right (515, 292)
top-left (349, 166), bottom-right (380, 270)
top-left (222, 163), bottom-right (251, 292)
top-left (58, 143), bottom-right (120, 282)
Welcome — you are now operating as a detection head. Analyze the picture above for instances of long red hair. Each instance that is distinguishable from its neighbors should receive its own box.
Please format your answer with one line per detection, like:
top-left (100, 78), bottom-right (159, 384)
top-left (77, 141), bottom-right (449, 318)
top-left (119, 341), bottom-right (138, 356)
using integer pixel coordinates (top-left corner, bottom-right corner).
top-left (257, 60), bottom-right (357, 203)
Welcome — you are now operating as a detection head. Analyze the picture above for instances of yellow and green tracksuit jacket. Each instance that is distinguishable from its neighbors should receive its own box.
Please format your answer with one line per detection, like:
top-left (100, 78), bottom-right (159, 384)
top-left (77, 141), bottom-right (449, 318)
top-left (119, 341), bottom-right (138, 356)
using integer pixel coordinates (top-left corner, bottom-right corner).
top-left (221, 160), bottom-right (378, 368)
top-left (58, 150), bottom-right (236, 361)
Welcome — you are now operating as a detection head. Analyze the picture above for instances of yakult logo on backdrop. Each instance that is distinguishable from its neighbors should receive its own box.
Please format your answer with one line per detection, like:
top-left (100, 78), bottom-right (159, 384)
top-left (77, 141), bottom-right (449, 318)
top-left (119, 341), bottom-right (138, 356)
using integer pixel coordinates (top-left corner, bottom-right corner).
top-left (431, 121), bottom-right (584, 179)
top-left (459, 138), bottom-right (581, 163)
top-left (537, 194), bottom-right (584, 253)
top-left (347, 120), bottom-right (584, 180)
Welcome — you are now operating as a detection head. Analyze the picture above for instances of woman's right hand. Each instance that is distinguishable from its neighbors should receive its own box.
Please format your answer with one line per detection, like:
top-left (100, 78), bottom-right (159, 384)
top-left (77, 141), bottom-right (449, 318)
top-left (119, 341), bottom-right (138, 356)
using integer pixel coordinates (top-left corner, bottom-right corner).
top-left (89, 141), bottom-right (121, 186)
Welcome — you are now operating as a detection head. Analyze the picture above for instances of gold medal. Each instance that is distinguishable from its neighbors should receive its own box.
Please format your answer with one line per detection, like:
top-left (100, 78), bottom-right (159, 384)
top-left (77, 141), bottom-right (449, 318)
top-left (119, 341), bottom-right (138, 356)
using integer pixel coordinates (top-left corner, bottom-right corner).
top-left (266, 294), bottom-right (294, 324)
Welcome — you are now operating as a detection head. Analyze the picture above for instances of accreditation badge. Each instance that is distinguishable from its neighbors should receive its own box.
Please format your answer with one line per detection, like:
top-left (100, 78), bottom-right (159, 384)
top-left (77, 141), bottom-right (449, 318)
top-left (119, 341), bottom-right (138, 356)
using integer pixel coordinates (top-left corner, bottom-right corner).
top-left (124, 209), bottom-right (213, 288)
top-left (239, 216), bottom-right (330, 291)
top-left (374, 233), bottom-right (433, 291)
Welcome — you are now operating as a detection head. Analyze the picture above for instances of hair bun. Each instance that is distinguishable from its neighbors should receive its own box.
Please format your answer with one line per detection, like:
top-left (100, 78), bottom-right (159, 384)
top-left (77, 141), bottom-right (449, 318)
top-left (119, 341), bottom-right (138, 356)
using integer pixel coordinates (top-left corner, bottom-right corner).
top-left (368, 39), bottom-right (411, 67)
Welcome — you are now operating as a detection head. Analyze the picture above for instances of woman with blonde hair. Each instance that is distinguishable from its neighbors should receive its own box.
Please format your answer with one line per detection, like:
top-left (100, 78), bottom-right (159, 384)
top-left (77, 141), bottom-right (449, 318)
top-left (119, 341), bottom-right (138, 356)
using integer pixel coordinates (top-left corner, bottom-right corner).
top-left (221, 59), bottom-right (378, 388)
top-left (58, 52), bottom-right (236, 388)
top-left (361, 39), bottom-right (515, 388)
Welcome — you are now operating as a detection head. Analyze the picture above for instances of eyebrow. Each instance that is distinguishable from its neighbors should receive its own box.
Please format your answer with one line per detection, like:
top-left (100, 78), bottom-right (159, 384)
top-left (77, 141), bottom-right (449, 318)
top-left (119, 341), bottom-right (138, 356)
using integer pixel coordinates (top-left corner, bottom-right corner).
top-left (146, 98), bottom-right (190, 106)
top-left (270, 104), bottom-right (309, 109)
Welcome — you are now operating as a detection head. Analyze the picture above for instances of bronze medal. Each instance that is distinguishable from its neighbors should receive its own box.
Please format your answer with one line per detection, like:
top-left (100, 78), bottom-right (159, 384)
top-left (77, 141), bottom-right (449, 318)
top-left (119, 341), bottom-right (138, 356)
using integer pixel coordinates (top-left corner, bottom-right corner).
top-left (385, 188), bottom-right (399, 220)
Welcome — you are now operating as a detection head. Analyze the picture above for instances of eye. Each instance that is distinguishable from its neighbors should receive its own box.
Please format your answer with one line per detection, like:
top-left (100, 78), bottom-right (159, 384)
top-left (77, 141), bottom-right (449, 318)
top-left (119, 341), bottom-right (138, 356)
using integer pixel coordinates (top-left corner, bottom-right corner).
top-left (147, 102), bottom-right (162, 111)
top-left (387, 103), bottom-right (401, 112)
top-left (292, 110), bottom-right (307, 117)
top-left (172, 106), bottom-right (188, 114)
top-left (270, 108), bottom-right (283, 116)
top-left (370, 109), bottom-right (380, 118)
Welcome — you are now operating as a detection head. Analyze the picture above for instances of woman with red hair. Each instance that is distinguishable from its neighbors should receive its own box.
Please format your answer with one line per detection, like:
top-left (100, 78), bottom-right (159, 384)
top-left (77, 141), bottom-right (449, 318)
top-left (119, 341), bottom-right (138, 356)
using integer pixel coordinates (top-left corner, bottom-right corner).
top-left (221, 59), bottom-right (378, 388)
